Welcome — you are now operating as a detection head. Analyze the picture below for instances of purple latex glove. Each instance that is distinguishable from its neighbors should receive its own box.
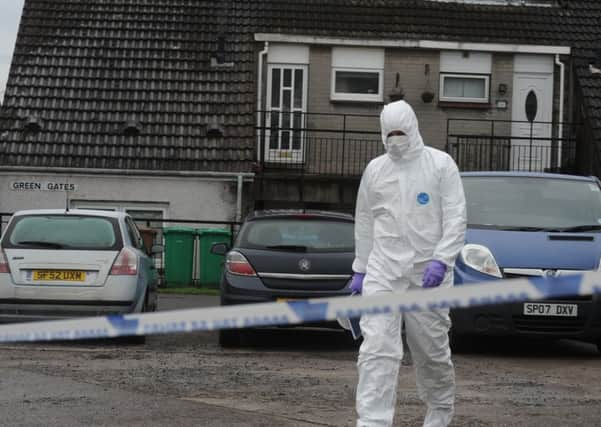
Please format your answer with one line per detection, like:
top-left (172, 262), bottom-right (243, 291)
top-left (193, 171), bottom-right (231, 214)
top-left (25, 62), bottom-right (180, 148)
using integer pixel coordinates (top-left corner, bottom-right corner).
top-left (423, 260), bottom-right (447, 288)
top-left (349, 272), bottom-right (365, 294)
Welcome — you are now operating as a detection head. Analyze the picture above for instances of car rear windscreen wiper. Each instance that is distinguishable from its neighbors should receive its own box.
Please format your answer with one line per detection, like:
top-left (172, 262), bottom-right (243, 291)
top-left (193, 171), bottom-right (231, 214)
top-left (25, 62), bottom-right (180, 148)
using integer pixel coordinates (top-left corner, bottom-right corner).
top-left (506, 226), bottom-right (563, 232)
top-left (470, 225), bottom-right (562, 232)
top-left (554, 225), bottom-right (601, 233)
top-left (16, 240), bottom-right (66, 249)
top-left (265, 245), bottom-right (308, 252)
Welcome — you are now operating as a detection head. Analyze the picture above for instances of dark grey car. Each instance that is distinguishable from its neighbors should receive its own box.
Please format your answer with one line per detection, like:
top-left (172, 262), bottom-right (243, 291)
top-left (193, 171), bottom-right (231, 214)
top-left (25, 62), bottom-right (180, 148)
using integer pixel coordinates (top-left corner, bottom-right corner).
top-left (212, 210), bottom-right (355, 346)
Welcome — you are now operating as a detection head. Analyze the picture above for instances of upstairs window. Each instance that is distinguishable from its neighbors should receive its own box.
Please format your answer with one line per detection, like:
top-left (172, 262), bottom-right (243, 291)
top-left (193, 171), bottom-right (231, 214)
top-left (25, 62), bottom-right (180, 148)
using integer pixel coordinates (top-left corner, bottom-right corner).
top-left (331, 47), bottom-right (384, 102)
top-left (439, 51), bottom-right (492, 104)
top-left (440, 74), bottom-right (490, 103)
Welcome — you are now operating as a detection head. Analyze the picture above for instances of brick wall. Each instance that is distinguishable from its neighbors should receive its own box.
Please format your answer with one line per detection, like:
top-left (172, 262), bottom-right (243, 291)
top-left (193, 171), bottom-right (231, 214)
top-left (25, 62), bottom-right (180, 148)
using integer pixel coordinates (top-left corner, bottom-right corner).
top-left (306, 47), bottom-right (517, 151)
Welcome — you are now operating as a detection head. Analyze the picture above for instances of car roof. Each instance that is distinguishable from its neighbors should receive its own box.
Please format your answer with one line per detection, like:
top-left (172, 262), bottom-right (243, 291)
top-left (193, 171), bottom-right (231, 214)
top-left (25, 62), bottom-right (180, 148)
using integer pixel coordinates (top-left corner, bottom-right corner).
top-left (460, 171), bottom-right (596, 182)
top-left (245, 209), bottom-right (354, 222)
top-left (11, 209), bottom-right (127, 219)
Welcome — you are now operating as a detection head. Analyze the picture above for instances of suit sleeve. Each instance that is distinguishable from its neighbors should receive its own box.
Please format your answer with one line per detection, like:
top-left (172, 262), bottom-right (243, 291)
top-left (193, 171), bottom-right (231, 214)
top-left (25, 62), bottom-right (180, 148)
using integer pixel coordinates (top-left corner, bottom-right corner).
top-left (352, 167), bottom-right (374, 273)
top-left (433, 158), bottom-right (467, 268)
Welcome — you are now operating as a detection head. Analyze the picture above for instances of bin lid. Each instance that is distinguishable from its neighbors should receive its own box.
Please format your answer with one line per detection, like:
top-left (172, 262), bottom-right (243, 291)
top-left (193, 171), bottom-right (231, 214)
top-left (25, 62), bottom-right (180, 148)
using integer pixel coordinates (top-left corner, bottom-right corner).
top-left (195, 228), bottom-right (231, 237)
top-left (163, 226), bottom-right (196, 235)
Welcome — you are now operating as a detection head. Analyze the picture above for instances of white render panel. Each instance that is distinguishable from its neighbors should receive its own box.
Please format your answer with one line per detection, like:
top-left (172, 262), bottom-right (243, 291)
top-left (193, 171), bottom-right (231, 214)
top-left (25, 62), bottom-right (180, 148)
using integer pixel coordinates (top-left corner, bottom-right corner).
top-left (255, 34), bottom-right (571, 55)
top-left (0, 172), bottom-right (241, 224)
top-left (332, 47), bottom-right (384, 69)
top-left (440, 51), bottom-right (492, 74)
top-left (513, 54), bottom-right (554, 73)
top-left (268, 44), bottom-right (310, 64)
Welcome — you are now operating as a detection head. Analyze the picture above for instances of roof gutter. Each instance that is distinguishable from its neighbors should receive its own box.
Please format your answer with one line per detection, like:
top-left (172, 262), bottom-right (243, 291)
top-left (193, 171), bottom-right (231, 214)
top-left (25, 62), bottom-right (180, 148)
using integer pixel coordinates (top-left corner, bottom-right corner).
top-left (0, 166), bottom-right (254, 181)
top-left (254, 34), bottom-right (571, 55)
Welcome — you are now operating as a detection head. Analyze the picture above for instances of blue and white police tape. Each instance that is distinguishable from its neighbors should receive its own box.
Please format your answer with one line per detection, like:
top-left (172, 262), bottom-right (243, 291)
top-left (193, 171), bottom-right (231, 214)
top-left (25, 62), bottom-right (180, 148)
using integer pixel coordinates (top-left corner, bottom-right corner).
top-left (1, 271), bottom-right (601, 343)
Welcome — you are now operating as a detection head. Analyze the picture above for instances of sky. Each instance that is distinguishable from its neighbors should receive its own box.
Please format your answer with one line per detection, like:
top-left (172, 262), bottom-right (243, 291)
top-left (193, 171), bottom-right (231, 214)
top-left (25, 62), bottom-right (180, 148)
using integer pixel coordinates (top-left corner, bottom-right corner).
top-left (0, 0), bottom-right (25, 103)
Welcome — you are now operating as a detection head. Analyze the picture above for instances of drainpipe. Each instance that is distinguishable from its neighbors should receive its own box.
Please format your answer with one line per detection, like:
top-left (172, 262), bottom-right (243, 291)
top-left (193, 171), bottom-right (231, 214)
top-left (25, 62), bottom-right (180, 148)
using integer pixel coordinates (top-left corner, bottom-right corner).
top-left (555, 54), bottom-right (565, 168)
top-left (236, 174), bottom-right (244, 223)
top-left (256, 42), bottom-right (269, 162)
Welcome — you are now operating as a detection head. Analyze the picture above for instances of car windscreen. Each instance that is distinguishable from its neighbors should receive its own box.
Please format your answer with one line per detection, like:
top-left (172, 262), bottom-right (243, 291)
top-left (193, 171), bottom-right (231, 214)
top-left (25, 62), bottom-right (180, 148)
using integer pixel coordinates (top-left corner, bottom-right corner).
top-left (2, 215), bottom-right (122, 250)
top-left (237, 218), bottom-right (355, 252)
top-left (463, 176), bottom-right (601, 230)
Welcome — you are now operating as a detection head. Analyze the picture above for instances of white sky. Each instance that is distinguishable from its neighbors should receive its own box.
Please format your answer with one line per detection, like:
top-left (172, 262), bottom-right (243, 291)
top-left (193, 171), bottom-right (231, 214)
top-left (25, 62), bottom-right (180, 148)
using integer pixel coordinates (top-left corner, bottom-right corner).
top-left (0, 0), bottom-right (25, 103)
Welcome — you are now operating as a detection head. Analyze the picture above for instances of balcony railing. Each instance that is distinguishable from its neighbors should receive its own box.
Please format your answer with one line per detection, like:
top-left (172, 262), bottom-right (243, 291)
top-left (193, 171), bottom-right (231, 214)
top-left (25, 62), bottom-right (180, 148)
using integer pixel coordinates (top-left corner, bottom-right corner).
top-left (255, 114), bottom-right (580, 177)
top-left (446, 118), bottom-right (578, 173)
top-left (256, 110), bottom-right (382, 177)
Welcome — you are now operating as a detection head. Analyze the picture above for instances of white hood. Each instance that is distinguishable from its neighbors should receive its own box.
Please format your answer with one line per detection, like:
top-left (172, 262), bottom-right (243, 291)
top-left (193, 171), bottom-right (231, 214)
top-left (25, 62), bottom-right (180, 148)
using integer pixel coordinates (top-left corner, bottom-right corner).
top-left (380, 100), bottom-right (424, 161)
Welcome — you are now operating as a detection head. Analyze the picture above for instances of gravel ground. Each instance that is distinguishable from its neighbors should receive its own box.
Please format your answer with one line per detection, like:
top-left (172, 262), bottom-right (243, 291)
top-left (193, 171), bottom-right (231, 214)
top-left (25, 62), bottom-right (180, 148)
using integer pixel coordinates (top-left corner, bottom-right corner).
top-left (0, 294), bottom-right (600, 426)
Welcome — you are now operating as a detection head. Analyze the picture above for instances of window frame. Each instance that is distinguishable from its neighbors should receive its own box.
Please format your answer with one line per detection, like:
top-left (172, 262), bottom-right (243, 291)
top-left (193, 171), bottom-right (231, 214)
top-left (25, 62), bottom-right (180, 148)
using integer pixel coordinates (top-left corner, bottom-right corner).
top-left (330, 67), bottom-right (384, 102)
top-left (439, 73), bottom-right (491, 104)
top-left (330, 47), bottom-right (384, 103)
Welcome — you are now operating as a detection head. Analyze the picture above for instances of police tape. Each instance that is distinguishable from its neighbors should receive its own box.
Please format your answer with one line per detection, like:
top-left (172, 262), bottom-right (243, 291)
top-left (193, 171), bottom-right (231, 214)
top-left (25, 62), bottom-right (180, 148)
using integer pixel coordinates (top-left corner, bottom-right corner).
top-left (1, 271), bottom-right (601, 343)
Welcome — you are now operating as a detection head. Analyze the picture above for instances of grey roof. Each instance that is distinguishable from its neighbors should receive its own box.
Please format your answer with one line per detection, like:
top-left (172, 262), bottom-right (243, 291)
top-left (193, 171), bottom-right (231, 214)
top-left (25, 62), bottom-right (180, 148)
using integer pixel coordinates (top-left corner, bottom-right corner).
top-left (1, 0), bottom-right (257, 172)
top-left (1, 0), bottom-right (600, 172)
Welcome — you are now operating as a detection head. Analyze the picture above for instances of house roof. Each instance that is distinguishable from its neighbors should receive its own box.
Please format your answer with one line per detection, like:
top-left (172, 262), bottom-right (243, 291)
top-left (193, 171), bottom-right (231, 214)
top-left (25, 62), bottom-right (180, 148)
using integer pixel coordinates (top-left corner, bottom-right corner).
top-left (1, 0), bottom-right (601, 172)
top-left (0, 0), bottom-right (258, 172)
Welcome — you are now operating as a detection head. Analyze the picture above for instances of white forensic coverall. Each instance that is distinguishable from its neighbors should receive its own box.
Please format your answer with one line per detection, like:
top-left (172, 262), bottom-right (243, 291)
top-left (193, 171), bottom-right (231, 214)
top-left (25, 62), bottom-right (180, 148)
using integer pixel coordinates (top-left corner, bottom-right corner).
top-left (353, 100), bottom-right (466, 427)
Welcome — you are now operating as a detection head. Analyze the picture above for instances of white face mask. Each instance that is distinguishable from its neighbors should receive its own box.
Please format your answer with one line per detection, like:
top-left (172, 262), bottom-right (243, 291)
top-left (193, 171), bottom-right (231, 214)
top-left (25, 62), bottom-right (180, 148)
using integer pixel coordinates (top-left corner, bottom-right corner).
top-left (386, 135), bottom-right (411, 160)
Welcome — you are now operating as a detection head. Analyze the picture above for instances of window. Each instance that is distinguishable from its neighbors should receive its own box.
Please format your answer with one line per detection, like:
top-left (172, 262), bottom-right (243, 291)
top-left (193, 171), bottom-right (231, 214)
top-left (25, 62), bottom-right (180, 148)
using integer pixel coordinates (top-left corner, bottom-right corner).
top-left (70, 201), bottom-right (166, 249)
top-left (5, 215), bottom-right (120, 250)
top-left (439, 51), bottom-right (492, 104)
top-left (440, 74), bottom-right (490, 103)
top-left (238, 219), bottom-right (355, 253)
top-left (125, 217), bottom-right (144, 250)
top-left (331, 47), bottom-right (384, 102)
top-left (462, 176), bottom-right (601, 229)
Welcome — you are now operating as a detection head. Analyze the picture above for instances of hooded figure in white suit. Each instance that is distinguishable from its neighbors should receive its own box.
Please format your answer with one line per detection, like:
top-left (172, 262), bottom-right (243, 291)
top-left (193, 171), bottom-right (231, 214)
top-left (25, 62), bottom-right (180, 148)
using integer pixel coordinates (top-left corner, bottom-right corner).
top-left (353, 100), bottom-right (467, 427)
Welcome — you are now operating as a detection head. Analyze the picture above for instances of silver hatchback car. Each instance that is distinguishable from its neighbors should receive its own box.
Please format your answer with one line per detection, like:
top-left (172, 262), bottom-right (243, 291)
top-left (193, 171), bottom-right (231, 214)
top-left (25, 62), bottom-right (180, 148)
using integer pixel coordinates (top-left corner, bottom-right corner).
top-left (0, 209), bottom-right (159, 326)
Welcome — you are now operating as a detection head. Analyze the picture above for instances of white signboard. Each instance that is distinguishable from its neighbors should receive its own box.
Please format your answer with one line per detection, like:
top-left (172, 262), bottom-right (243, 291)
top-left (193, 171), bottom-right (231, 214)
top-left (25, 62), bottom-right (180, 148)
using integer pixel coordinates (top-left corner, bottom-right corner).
top-left (10, 181), bottom-right (78, 192)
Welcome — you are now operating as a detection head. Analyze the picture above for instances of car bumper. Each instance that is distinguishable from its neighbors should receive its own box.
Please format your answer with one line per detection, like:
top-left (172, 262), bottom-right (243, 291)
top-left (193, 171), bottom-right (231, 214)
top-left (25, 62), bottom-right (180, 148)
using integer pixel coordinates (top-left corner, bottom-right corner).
top-left (451, 297), bottom-right (601, 341)
top-left (0, 300), bottom-right (136, 323)
top-left (221, 272), bottom-right (351, 329)
top-left (452, 268), bottom-right (601, 341)
top-left (0, 273), bottom-right (144, 323)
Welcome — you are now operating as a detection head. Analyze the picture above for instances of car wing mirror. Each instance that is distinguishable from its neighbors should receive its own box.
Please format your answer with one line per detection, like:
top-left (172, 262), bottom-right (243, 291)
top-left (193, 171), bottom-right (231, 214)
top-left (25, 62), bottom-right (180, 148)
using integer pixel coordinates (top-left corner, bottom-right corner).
top-left (211, 242), bottom-right (229, 255)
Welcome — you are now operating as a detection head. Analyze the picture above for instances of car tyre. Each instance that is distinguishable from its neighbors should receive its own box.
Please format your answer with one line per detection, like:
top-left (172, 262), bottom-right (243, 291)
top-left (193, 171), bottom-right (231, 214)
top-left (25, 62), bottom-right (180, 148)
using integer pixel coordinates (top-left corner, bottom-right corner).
top-left (219, 329), bottom-right (242, 348)
top-left (596, 341), bottom-right (601, 355)
top-left (124, 293), bottom-right (149, 345)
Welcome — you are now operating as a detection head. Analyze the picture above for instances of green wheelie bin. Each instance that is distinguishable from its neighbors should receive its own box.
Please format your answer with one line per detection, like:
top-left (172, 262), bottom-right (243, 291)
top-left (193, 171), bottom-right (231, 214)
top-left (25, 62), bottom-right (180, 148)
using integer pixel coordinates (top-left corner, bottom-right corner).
top-left (196, 228), bottom-right (232, 288)
top-left (163, 226), bottom-right (196, 287)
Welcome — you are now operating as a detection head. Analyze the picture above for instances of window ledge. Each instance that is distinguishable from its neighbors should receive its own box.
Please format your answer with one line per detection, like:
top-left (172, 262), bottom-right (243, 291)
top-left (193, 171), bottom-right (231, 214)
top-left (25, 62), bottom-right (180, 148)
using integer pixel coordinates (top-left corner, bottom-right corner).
top-left (438, 101), bottom-right (491, 109)
top-left (330, 99), bottom-right (384, 106)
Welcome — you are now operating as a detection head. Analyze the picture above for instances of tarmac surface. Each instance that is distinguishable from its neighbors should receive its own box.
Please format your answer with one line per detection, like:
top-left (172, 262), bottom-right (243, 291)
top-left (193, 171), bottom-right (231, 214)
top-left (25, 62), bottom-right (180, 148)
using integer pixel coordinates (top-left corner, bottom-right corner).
top-left (1, 293), bottom-right (600, 426)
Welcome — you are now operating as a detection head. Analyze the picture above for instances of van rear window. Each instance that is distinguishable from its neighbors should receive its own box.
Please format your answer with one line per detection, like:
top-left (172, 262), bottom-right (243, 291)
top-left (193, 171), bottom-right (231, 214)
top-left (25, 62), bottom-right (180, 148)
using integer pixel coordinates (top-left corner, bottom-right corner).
top-left (3, 215), bottom-right (121, 250)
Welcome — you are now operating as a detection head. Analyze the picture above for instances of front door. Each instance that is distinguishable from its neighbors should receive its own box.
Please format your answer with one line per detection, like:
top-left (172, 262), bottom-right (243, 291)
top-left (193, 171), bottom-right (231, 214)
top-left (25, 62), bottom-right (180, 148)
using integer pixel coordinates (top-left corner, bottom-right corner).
top-left (511, 63), bottom-right (554, 172)
top-left (265, 65), bottom-right (308, 164)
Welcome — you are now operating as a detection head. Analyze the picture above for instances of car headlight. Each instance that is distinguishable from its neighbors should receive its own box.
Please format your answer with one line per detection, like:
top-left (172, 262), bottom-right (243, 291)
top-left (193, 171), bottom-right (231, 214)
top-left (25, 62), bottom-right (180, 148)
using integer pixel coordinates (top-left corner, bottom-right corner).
top-left (460, 244), bottom-right (502, 278)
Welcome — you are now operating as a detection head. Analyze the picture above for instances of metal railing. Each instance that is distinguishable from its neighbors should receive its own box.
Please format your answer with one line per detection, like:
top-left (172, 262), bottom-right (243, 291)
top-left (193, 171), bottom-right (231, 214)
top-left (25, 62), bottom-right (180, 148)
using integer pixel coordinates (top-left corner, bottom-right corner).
top-left (256, 110), bottom-right (383, 177)
top-left (446, 119), bottom-right (578, 173)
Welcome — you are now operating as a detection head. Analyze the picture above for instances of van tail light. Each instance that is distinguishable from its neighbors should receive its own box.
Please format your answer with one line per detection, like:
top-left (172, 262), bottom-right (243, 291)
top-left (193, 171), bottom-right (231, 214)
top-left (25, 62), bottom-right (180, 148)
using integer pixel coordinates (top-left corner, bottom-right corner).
top-left (225, 251), bottom-right (257, 276)
top-left (0, 250), bottom-right (10, 273)
top-left (110, 247), bottom-right (138, 276)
